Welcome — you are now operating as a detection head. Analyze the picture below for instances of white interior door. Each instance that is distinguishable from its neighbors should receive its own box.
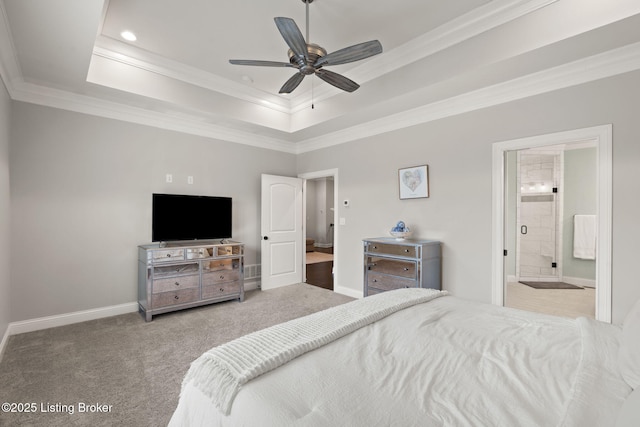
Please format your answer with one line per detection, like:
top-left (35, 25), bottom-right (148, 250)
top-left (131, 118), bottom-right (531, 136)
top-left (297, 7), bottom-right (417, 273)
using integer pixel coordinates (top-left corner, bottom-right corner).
top-left (261, 174), bottom-right (303, 290)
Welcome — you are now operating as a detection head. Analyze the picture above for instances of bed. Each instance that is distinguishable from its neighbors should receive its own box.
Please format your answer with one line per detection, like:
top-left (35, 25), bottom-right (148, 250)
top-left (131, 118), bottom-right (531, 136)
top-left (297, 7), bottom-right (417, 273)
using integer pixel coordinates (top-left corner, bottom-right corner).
top-left (169, 288), bottom-right (640, 426)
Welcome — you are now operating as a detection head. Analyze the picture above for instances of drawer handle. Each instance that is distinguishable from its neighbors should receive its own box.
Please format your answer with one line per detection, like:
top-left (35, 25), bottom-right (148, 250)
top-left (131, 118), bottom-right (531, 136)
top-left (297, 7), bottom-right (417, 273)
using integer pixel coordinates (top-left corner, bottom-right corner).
top-left (219, 288), bottom-right (224, 292)
top-left (166, 254), bottom-right (171, 258)
top-left (404, 249), bottom-right (410, 253)
top-left (373, 279), bottom-right (378, 283)
top-left (403, 268), bottom-right (409, 271)
top-left (373, 246), bottom-right (378, 249)
top-left (219, 275), bottom-right (225, 280)
top-left (174, 295), bottom-right (179, 300)
top-left (174, 281), bottom-right (180, 287)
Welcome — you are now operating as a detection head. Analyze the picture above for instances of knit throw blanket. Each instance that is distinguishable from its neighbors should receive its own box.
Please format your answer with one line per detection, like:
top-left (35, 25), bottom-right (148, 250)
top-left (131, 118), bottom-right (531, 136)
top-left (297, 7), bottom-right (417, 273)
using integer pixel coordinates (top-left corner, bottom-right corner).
top-left (181, 288), bottom-right (447, 415)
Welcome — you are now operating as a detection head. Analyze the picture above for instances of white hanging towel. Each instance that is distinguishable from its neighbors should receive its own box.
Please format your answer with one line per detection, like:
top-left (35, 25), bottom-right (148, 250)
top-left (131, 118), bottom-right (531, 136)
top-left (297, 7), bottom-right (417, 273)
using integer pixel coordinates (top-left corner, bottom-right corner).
top-left (573, 215), bottom-right (597, 260)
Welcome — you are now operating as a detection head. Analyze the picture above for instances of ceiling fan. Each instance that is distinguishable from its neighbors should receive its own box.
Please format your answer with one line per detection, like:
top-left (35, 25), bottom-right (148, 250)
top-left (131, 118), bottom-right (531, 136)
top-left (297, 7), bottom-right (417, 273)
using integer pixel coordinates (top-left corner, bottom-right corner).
top-left (229, 0), bottom-right (383, 94)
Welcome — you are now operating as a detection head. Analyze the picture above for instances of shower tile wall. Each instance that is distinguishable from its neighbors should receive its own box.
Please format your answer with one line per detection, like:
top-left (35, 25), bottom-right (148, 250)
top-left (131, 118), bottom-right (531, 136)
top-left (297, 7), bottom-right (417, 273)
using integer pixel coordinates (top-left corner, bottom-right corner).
top-left (516, 152), bottom-right (563, 280)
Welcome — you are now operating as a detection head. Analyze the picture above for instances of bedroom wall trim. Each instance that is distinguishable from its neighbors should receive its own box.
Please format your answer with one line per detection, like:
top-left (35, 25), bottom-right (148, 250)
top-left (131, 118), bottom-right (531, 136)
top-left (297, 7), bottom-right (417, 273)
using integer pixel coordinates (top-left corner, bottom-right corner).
top-left (333, 285), bottom-right (362, 300)
top-left (90, 0), bottom-right (558, 116)
top-left (296, 43), bottom-right (640, 154)
top-left (287, 0), bottom-right (559, 113)
top-left (0, 327), bottom-right (9, 362)
top-left (492, 124), bottom-right (612, 322)
top-left (2, 5), bottom-right (638, 155)
top-left (6, 302), bottom-right (139, 337)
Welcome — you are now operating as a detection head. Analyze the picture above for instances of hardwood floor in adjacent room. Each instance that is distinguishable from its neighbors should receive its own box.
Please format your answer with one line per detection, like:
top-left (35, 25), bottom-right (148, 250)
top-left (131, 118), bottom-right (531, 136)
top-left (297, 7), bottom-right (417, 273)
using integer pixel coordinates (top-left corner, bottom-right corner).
top-left (305, 251), bottom-right (334, 291)
top-left (506, 282), bottom-right (595, 319)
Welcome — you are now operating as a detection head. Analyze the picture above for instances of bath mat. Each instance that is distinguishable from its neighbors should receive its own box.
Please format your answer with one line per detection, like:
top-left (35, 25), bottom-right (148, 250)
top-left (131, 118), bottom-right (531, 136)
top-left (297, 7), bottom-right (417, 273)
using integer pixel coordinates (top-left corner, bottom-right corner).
top-left (519, 281), bottom-right (584, 290)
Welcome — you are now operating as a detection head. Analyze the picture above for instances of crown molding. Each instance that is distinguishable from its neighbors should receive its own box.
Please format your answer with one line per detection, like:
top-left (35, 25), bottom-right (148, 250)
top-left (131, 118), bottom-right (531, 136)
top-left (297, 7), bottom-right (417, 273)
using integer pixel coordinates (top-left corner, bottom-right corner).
top-left (2, 0), bottom-right (639, 155)
top-left (91, 0), bottom-right (558, 116)
top-left (295, 41), bottom-right (640, 154)
top-left (6, 40), bottom-right (640, 155)
top-left (92, 38), bottom-right (292, 114)
top-left (10, 80), bottom-right (297, 153)
top-left (0, 0), bottom-right (22, 97)
top-left (287, 0), bottom-right (559, 113)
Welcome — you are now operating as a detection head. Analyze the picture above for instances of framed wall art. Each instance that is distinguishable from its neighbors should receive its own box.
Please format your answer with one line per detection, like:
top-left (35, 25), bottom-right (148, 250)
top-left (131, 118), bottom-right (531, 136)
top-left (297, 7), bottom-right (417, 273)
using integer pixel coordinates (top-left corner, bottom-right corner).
top-left (399, 165), bottom-right (429, 199)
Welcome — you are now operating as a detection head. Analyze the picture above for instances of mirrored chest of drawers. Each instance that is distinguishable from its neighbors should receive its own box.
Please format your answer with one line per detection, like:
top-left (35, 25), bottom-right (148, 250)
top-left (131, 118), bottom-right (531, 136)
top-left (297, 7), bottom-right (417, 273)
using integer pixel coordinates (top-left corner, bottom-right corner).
top-left (138, 240), bottom-right (244, 321)
top-left (363, 237), bottom-right (441, 296)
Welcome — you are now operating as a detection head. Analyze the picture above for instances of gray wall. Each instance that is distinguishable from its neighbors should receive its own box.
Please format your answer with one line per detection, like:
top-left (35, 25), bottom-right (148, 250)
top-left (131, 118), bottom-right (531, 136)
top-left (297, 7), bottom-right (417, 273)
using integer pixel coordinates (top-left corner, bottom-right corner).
top-left (297, 70), bottom-right (640, 324)
top-left (9, 102), bottom-right (296, 321)
top-left (563, 148), bottom-right (597, 280)
top-left (5, 71), bottom-right (640, 326)
top-left (0, 82), bottom-right (10, 339)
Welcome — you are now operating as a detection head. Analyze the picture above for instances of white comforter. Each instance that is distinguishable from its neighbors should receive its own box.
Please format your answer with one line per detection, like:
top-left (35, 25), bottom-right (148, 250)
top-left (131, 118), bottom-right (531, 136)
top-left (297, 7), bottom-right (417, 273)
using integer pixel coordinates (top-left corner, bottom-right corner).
top-left (170, 292), bottom-right (631, 427)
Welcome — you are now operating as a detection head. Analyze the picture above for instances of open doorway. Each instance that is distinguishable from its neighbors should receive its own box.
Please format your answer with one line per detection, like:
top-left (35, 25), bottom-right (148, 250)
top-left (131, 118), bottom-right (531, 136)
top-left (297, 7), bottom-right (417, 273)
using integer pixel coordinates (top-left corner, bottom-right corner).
top-left (299, 169), bottom-right (338, 291)
top-left (492, 125), bottom-right (612, 323)
top-left (504, 143), bottom-right (597, 318)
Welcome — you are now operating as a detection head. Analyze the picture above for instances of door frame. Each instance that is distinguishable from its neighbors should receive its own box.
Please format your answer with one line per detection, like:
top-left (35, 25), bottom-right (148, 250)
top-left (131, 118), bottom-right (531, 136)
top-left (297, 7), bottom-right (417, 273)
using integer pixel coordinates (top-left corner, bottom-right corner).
top-left (491, 125), bottom-right (612, 322)
top-left (299, 169), bottom-right (339, 290)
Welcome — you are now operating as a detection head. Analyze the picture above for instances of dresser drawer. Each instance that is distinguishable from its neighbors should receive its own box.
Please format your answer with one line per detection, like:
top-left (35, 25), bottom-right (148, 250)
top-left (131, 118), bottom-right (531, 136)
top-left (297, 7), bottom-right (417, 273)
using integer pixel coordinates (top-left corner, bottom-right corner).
top-left (216, 245), bottom-right (243, 256)
top-left (203, 258), bottom-right (238, 272)
top-left (186, 247), bottom-right (212, 259)
top-left (366, 242), bottom-right (416, 258)
top-left (150, 249), bottom-right (185, 263)
top-left (153, 262), bottom-right (199, 278)
top-left (367, 271), bottom-right (417, 291)
top-left (202, 281), bottom-right (241, 299)
top-left (151, 288), bottom-right (199, 308)
top-left (202, 269), bottom-right (241, 286)
top-left (367, 258), bottom-right (416, 278)
top-left (152, 274), bottom-right (199, 294)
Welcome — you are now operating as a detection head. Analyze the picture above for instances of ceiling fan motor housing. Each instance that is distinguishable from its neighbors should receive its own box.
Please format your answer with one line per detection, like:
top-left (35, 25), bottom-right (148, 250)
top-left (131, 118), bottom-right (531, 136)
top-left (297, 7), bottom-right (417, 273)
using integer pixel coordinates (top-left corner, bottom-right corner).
top-left (288, 43), bottom-right (326, 74)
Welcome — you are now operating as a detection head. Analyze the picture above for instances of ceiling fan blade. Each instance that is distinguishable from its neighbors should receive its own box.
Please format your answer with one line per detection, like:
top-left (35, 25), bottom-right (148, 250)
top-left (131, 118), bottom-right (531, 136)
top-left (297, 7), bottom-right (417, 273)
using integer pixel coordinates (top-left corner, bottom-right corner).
top-left (279, 73), bottom-right (306, 94)
top-left (229, 59), bottom-right (294, 68)
top-left (274, 17), bottom-right (308, 62)
top-left (314, 40), bottom-right (383, 67)
top-left (315, 69), bottom-right (360, 93)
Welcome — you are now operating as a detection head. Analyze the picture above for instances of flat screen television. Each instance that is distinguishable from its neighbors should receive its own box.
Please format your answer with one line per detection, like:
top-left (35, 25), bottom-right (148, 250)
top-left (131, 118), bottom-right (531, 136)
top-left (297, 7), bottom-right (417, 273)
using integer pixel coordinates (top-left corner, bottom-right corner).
top-left (152, 193), bottom-right (232, 242)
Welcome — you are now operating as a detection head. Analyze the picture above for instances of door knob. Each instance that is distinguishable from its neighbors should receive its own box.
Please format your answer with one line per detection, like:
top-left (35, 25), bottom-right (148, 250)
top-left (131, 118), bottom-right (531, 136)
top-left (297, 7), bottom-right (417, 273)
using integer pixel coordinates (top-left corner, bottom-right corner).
top-left (263, 236), bottom-right (269, 240)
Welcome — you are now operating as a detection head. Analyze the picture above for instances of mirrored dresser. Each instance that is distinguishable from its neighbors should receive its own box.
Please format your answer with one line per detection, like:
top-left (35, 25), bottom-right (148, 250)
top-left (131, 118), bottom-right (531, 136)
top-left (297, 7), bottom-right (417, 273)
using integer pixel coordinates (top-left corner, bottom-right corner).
top-left (138, 240), bottom-right (244, 321)
top-left (363, 237), bottom-right (441, 296)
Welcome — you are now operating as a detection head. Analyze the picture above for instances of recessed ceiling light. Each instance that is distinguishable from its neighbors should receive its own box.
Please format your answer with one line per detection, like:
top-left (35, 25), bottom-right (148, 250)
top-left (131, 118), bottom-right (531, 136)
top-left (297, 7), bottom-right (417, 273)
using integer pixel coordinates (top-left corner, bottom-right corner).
top-left (120, 31), bottom-right (137, 42)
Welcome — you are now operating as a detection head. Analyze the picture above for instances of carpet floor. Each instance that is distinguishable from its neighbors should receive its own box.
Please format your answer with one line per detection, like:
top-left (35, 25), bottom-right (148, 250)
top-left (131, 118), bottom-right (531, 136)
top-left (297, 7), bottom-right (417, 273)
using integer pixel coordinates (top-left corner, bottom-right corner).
top-left (519, 281), bottom-right (584, 290)
top-left (0, 283), bottom-right (353, 427)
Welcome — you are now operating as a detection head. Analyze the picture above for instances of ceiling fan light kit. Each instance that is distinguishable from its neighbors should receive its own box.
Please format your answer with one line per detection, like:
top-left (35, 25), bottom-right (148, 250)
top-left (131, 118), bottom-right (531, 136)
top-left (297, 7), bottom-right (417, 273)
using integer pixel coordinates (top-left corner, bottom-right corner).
top-left (229, 0), bottom-right (383, 94)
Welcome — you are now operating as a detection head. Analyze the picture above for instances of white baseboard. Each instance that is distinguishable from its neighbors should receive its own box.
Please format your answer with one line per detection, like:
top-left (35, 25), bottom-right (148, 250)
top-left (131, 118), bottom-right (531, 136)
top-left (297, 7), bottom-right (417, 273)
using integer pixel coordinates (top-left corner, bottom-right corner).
top-left (333, 284), bottom-right (363, 299)
top-left (244, 279), bottom-right (259, 291)
top-left (0, 326), bottom-right (10, 363)
top-left (7, 302), bottom-right (139, 337)
top-left (5, 280), bottom-right (263, 340)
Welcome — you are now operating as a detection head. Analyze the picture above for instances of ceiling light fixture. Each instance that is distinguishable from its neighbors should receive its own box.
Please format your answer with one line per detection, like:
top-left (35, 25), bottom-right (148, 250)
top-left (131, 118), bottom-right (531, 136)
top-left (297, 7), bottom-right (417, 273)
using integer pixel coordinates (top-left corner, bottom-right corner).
top-left (120, 31), bottom-right (137, 42)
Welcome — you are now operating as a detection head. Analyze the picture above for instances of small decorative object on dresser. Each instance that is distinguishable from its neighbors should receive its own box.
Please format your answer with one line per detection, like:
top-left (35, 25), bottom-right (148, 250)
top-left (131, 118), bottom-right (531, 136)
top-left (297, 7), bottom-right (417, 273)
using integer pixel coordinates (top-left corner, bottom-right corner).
top-left (363, 237), bottom-right (441, 296)
top-left (389, 220), bottom-right (412, 240)
top-left (138, 240), bottom-right (244, 321)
